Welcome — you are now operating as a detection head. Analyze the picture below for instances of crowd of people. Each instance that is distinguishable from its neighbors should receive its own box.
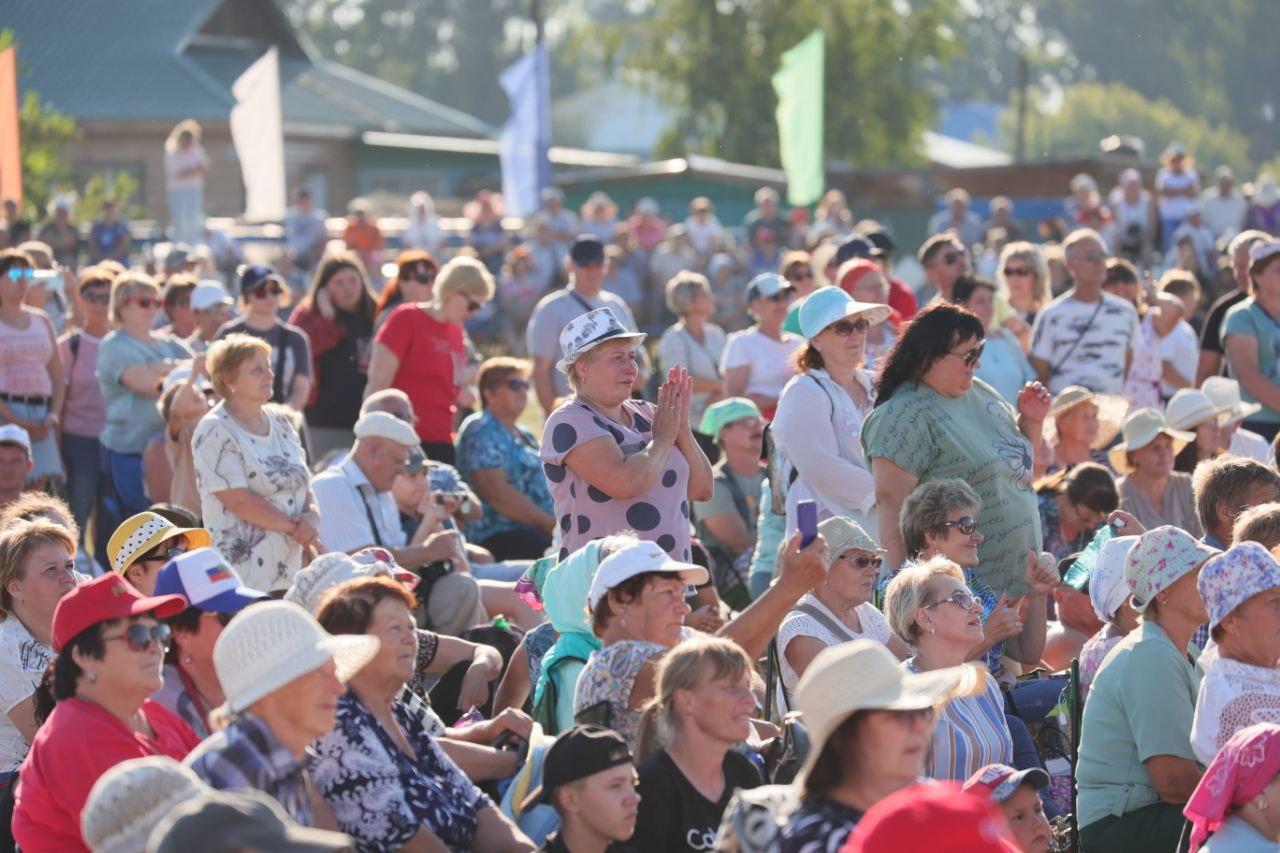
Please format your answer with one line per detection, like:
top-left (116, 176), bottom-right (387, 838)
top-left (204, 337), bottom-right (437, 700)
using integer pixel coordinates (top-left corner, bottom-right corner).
top-left (5, 127), bottom-right (1280, 852)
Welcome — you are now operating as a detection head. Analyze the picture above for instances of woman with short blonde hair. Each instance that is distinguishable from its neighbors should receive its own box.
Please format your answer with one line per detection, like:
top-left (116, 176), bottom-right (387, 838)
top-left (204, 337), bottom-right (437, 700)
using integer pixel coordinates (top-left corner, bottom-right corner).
top-left (996, 242), bottom-right (1050, 325)
top-left (164, 119), bottom-right (209, 243)
top-left (657, 271), bottom-right (726, 427)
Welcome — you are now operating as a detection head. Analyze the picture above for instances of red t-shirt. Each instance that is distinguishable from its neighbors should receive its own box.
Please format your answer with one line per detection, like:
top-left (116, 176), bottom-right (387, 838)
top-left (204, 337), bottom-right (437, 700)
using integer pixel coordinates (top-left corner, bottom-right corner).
top-left (13, 697), bottom-right (200, 852)
top-left (887, 276), bottom-right (919, 321)
top-left (374, 303), bottom-right (465, 443)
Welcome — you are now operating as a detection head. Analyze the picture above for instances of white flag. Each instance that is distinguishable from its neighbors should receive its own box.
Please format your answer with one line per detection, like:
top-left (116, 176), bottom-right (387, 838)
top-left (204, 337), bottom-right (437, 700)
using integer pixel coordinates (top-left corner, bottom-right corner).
top-left (230, 47), bottom-right (286, 222)
top-left (499, 43), bottom-right (551, 219)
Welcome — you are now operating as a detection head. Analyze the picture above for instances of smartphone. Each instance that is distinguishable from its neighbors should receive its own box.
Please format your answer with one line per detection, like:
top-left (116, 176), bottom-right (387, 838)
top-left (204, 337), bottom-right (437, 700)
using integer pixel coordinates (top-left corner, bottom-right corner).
top-left (797, 500), bottom-right (818, 548)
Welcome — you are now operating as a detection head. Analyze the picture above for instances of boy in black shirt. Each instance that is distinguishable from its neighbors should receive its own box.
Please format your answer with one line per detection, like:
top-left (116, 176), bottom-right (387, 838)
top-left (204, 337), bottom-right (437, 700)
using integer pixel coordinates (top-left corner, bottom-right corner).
top-left (523, 725), bottom-right (640, 853)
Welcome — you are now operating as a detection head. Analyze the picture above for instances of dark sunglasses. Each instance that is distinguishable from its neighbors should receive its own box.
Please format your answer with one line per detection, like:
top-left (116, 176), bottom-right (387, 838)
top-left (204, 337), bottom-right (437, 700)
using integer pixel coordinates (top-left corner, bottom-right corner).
top-left (925, 590), bottom-right (979, 611)
top-left (946, 343), bottom-right (984, 369)
top-left (504, 378), bottom-right (531, 391)
top-left (249, 284), bottom-right (284, 299)
top-left (942, 516), bottom-right (979, 536)
top-left (103, 622), bottom-right (172, 652)
top-left (829, 318), bottom-right (870, 337)
top-left (129, 296), bottom-right (162, 309)
top-left (141, 545), bottom-right (189, 565)
top-left (790, 269), bottom-right (814, 281)
top-left (465, 297), bottom-right (483, 314)
top-left (407, 268), bottom-right (436, 284)
top-left (765, 290), bottom-right (793, 303)
top-left (1104, 275), bottom-right (1137, 287)
top-left (939, 251), bottom-right (962, 266)
top-left (1002, 266), bottom-right (1033, 278)
top-left (839, 554), bottom-right (883, 570)
top-left (81, 290), bottom-right (111, 305)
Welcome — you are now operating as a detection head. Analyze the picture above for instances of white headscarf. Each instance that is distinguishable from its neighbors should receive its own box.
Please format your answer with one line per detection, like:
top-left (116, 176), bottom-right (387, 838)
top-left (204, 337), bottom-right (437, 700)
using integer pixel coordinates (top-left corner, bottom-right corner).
top-left (1090, 535), bottom-right (1139, 623)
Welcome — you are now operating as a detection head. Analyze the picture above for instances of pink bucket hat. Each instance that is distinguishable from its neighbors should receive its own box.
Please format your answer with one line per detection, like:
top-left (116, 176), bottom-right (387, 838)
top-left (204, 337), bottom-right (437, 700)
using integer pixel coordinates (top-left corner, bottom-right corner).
top-left (1125, 525), bottom-right (1219, 613)
top-left (1197, 542), bottom-right (1280, 629)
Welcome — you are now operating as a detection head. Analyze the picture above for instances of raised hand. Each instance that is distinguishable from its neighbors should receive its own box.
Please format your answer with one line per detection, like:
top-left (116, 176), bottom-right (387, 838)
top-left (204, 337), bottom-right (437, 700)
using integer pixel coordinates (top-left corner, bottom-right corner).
top-left (1016, 381), bottom-right (1052, 423)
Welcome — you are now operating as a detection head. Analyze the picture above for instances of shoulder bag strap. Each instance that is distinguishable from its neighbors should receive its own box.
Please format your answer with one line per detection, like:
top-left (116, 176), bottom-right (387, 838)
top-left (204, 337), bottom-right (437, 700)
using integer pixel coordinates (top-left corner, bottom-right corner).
top-left (682, 328), bottom-right (721, 379)
top-left (1048, 297), bottom-right (1105, 380)
top-left (793, 601), bottom-right (861, 644)
top-left (566, 288), bottom-right (595, 313)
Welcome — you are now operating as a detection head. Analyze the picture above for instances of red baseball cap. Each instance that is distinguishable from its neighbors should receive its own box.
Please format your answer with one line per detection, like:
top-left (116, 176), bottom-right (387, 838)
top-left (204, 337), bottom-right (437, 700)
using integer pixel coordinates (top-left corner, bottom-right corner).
top-left (51, 574), bottom-right (187, 652)
top-left (963, 763), bottom-right (1051, 805)
top-left (841, 782), bottom-right (1020, 853)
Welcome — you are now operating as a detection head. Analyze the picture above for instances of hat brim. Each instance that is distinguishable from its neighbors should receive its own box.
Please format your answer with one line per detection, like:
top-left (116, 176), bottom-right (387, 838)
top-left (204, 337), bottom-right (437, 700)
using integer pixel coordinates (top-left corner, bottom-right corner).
top-left (1167, 404), bottom-right (1232, 432)
top-left (556, 331), bottom-right (647, 374)
top-left (136, 593), bottom-right (189, 622)
top-left (1108, 426), bottom-right (1195, 474)
top-left (1223, 402), bottom-right (1264, 426)
top-left (200, 585), bottom-right (271, 614)
top-left (115, 526), bottom-right (213, 575)
top-left (809, 300), bottom-right (893, 340)
top-left (227, 634), bottom-right (380, 713)
top-left (1130, 543), bottom-right (1219, 613)
top-left (1042, 392), bottom-right (1128, 450)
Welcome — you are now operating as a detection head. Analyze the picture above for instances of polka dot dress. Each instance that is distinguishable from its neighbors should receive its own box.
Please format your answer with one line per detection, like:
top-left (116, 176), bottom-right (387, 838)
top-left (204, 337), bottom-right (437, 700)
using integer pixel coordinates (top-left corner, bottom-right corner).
top-left (540, 398), bottom-right (691, 562)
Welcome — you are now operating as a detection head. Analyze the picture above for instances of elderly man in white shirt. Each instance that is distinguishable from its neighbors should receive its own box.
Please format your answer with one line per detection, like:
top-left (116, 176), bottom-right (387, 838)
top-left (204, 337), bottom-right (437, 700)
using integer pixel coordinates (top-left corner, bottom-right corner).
top-left (311, 411), bottom-right (487, 636)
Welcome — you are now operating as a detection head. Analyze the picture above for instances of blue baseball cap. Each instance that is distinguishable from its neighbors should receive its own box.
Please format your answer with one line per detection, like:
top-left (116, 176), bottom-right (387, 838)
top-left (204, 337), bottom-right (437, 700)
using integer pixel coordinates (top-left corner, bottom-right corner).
top-left (746, 272), bottom-right (792, 302)
top-left (238, 265), bottom-right (283, 295)
top-left (155, 548), bottom-right (269, 614)
top-left (834, 234), bottom-right (876, 266)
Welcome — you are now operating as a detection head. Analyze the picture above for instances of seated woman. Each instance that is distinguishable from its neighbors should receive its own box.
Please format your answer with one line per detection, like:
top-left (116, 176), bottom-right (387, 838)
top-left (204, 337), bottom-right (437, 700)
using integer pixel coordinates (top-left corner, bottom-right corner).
top-left (632, 637), bottom-right (762, 853)
top-left (1167, 388), bottom-right (1227, 475)
top-left (1078, 536), bottom-right (1141, 696)
top-left (1184, 723), bottom-right (1280, 851)
top-left (884, 557), bottom-right (1014, 781)
top-left (1112, 408), bottom-right (1202, 536)
top-left (1076, 525), bottom-right (1216, 853)
top-left (13, 574), bottom-right (196, 850)
top-left (0, 520), bottom-right (78, 783)
top-left (1191, 543), bottom-right (1280, 765)
top-left (455, 357), bottom-right (556, 560)
top-left (1039, 385), bottom-right (1126, 473)
top-left (152, 548), bottom-right (268, 738)
top-left (312, 576), bottom-right (534, 852)
top-left (777, 516), bottom-right (908, 704)
top-left (1035, 462), bottom-right (1118, 561)
top-left (106, 510), bottom-right (211, 595)
top-left (781, 640), bottom-right (979, 851)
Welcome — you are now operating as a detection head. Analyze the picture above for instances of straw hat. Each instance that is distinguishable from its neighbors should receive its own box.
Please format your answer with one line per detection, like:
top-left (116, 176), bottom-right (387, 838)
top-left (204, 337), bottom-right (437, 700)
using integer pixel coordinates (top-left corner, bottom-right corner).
top-left (214, 600), bottom-right (380, 713)
top-left (1108, 408), bottom-right (1195, 474)
top-left (1165, 388), bottom-right (1229, 432)
top-left (794, 640), bottom-right (981, 785)
top-left (817, 516), bottom-right (885, 570)
top-left (1041, 386), bottom-right (1127, 449)
top-left (81, 756), bottom-right (206, 853)
top-left (107, 511), bottom-right (211, 576)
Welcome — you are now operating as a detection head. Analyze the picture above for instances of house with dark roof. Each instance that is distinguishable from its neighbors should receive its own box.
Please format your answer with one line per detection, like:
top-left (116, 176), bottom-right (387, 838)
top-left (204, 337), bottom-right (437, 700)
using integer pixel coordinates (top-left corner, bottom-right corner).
top-left (6, 0), bottom-right (496, 220)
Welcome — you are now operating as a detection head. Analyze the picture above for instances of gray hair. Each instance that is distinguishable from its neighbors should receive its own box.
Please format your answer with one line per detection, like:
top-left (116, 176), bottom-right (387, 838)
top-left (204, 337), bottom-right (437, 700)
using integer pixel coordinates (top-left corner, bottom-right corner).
top-left (900, 479), bottom-right (982, 559)
top-left (361, 388), bottom-right (413, 419)
top-left (665, 271), bottom-right (710, 317)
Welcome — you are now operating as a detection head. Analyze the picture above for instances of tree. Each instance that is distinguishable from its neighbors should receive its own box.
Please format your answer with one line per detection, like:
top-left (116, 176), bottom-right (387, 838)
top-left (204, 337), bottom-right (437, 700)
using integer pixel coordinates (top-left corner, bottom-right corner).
top-left (594, 0), bottom-right (960, 169)
top-left (999, 82), bottom-right (1254, 177)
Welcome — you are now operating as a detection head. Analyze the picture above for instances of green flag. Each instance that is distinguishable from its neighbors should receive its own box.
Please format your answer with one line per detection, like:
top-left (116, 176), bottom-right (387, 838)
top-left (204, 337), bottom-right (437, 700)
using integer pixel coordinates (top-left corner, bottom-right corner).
top-left (772, 29), bottom-right (825, 207)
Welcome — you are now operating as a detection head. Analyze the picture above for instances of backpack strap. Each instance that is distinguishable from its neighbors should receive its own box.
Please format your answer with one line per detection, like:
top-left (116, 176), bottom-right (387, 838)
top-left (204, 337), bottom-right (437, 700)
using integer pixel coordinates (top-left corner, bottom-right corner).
top-left (792, 601), bottom-right (861, 644)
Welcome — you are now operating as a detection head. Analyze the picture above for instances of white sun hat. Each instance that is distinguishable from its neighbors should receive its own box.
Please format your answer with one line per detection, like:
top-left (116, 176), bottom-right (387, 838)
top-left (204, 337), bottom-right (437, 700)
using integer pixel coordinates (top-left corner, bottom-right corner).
top-left (556, 307), bottom-right (646, 375)
top-left (1165, 388), bottom-right (1229, 432)
top-left (1201, 376), bottom-right (1262, 426)
top-left (214, 600), bottom-right (380, 713)
top-left (81, 756), bottom-right (206, 853)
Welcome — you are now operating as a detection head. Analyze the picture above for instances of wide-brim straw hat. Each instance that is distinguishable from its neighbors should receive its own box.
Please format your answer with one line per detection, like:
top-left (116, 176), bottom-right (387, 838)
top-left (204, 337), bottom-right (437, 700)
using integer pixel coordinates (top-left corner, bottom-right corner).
top-left (794, 640), bottom-right (982, 786)
top-left (1108, 407), bottom-right (1195, 474)
top-left (1041, 385), bottom-right (1127, 450)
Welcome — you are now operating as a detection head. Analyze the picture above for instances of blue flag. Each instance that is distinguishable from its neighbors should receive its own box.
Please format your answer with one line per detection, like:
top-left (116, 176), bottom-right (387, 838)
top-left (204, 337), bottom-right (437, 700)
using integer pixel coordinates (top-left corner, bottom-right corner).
top-left (499, 43), bottom-right (552, 219)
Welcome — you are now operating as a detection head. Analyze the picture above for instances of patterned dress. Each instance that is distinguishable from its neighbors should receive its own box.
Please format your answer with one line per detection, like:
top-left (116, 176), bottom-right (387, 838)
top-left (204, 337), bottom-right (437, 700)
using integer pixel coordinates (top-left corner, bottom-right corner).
top-left (456, 409), bottom-right (553, 544)
top-left (574, 637), bottom-right (672, 750)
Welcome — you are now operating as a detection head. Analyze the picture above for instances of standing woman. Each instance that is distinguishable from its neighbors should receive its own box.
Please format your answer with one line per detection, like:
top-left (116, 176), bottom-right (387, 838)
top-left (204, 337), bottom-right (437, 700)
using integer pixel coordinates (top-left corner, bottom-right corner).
top-left (720, 273), bottom-right (801, 420)
top-left (996, 242), bottom-right (1051, 336)
top-left (374, 250), bottom-right (437, 329)
top-left (163, 119), bottom-right (209, 245)
top-left (1223, 241), bottom-right (1280, 443)
top-left (540, 307), bottom-right (713, 563)
top-left (656, 272), bottom-right (726, 430)
top-left (365, 256), bottom-right (495, 465)
top-left (1155, 142), bottom-right (1200, 253)
top-left (192, 335), bottom-right (319, 594)
top-left (0, 249), bottom-right (65, 492)
top-left (772, 288), bottom-right (890, 537)
top-left (288, 251), bottom-right (377, 459)
top-left (216, 265), bottom-right (312, 412)
top-left (97, 271), bottom-right (192, 521)
top-left (1103, 258), bottom-right (1164, 414)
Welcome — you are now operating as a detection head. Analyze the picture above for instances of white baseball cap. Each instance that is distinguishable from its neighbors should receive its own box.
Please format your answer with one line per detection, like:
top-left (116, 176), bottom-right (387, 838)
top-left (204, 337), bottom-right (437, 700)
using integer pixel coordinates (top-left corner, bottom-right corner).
top-left (191, 281), bottom-right (233, 312)
top-left (354, 410), bottom-right (420, 447)
top-left (587, 541), bottom-right (708, 610)
top-left (154, 547), bottom-right (269, 614)
top-left (0, 424), bottom-right (31, 456)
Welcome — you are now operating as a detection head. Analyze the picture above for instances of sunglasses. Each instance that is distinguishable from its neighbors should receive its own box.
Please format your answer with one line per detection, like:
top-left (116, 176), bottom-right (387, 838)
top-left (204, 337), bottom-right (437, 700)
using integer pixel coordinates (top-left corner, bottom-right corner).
top-left (942, 516), bottom-right (979, 536)
top-left (945, 343), bottom-right (984, 368)
top-left (925, 590), bottom-right (980, 612)
top-left (249, 284), bottom-right (284, 299)
top-left (829, 318), bottom-right (870, 337)
top-left (103, 622), bottom-right (172, 652)
top-left (465, 297), bottom-right (483, 314)
top-left (939, 251), bottom-right (962, 266)
top-left (140, 545), bottom-right (189, 565)
top-left (1002, 266), bottom-right (1033, 278)
top-left (5, 268), bottom-right (33, 281)
top-left (82, 290), bottom-right (111, 305)
top-left (504, 378), bottom-right (531, 392)
top-left (765, 290), bottom-right (793, 303)
top-left (129, 296), bottom-right (162, 309)
top-left (839, 554), bottom-right (883, 570)
top-left (790, 269), bottom-right (814, 281)
top-left (408, 271), bottom-right (436, 284)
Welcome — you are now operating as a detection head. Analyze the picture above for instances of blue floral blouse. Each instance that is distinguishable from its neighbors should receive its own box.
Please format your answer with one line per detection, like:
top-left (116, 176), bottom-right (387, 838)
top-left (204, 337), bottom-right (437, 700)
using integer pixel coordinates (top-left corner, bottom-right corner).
top-left (310, 690), bottom-right (493, 852)
top-left (455, 409), bottom-right (553, 544)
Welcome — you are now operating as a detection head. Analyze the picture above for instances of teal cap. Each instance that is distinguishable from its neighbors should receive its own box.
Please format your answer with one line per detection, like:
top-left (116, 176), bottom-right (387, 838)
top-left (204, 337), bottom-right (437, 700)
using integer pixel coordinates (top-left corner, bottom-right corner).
top-left (699, 397), bottom-right (763, 440)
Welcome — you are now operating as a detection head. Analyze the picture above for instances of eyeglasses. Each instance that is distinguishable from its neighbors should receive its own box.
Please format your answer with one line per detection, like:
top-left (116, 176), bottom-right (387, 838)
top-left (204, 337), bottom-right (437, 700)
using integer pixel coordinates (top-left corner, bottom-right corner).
top-left (5, 268), bottom-right (33, 281)
top-left (140, 545), bottom-right (189, 565)
top-left (942, 516), bottom-right (979, 536)
top-left (925, 590), bottom-right (980, 612)
top-left (1081, 251), bottom-right (1106, 263)
top-left (1002, 266), bottom-right (1033, 278)
top-left (790, 269), bottom-right (814, 281)
top-left (829, 318), bottom-right (870, 337)
top-left (944, 343), bottom-right (984, 368)
top-left (504, 378), bottom-right (531, 392)
top-left (128, 296), bottom-right (162, 309)
top-left (249, 284), bottom-right (284, 299)
top-left (939, 251), bottom-right (962, 266)
top-left (465, 297), bottom-right (483, 314)
top-left (838, 554), bottom-right (883, 570)
top-left (765, 290), bottom-right (793, 303)
top-left (82, 290), bottom-right (111, 305)
top-left (884, 707), bottom-right (936, 727)
top-left (103, 622), bottom-right (173, 653)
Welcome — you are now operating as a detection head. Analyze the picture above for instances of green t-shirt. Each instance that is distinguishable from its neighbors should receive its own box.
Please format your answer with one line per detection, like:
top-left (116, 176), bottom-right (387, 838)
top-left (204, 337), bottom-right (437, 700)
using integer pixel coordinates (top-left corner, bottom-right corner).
top-left (861, 377), bottom-right (1041, 595)
top-left (96, 330), bottom-right (193, 454)
top-left (692, 462), bottom-right (765, 559)
top-left (1075, 620), bottom-right (1202, 829)
top-left (1223, 298), bottom-right (1280, 423)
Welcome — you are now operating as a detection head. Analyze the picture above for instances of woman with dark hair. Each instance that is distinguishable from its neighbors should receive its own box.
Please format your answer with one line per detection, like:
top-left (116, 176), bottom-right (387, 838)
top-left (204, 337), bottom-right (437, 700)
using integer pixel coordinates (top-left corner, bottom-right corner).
top-left (862, 303), bottom-right (1050, 596)
top-left (374, 249), bottom-right (438, 329)
top-left (289, 250), bottom-right (378, 458)
top-left (1035, 462), bottom-right (1118, 561)
top-left (13, 573), bottom-right (196, 850)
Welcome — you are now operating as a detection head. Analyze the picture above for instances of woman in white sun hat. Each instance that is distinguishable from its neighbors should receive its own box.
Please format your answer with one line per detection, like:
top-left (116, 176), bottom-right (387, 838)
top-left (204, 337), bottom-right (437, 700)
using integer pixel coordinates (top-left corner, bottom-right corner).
top-left (1201, 375), bottom-right (1270, 463)
top-left (772, 287), bottom-right (891, 539)
top-left (1165, 387), bottom-right (1229, 474)
top-left (185, 599), bottom-right (380, 828)
top-left (1040, 385), bottom-right (1127, 473)
top-left (1112, 407), bottom-right (1201, 535)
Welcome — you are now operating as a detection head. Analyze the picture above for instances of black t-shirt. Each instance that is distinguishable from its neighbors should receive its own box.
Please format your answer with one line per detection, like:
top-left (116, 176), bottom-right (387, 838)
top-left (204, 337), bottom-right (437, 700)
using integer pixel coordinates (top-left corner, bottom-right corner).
top-left (539, 832), bottom-right (636, 853)
top-left (216, 318), bottom-right (312, 405)
top-left (307, 309), bottom-right (372, 428)
top-left (1200, 287), bottom-right (1248, 358)
top-left (632, 749), bottom-right (762, 853)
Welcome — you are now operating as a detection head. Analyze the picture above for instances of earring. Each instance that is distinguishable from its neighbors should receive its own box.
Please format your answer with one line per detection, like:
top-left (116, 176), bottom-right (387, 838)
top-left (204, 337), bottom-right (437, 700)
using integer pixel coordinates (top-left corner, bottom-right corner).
top-left (87, 671), bottom-right (97, 684)
top-left (182, 655), bottom-right (194, 665)
top-left (621, 616), bottom-right (628, 631)
top-left (1259, 797), bottom-right (1270, 812)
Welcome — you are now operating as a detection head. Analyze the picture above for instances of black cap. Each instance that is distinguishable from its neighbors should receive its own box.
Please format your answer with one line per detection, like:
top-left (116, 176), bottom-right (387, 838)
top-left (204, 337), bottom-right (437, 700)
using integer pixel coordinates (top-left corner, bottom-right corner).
top-left (519, 725), bottom-right (633, 812)
top-left (833, 233), bottom-right (875, 266)
top-left (860, 227), bottom-right (895, 257)
top-left (239, 265), bottom-right (283, 294)
top-left (569, 235), bottom-right (606, 266)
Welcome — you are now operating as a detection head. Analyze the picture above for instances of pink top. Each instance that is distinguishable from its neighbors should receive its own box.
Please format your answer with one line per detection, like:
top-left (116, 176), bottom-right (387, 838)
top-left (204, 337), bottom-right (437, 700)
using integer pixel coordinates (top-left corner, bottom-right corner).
top-left (0, 310), bottom-right (54, 396)
top-left (58, 331), bottom-right (106, 436)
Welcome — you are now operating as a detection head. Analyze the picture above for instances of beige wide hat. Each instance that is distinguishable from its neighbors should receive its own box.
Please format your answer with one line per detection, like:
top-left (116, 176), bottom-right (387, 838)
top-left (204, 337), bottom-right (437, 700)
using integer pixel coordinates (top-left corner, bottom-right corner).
top-left (1041, 385), bottom-right (1127, 450)
top-left (214, 600), bottom-right (380, 713)
top-left (794, 640), bottom-right (982, 785)
top-left (1165, 388), bottom-right (1229, 432)
top-left (1108, 407), bottom-right (1195, 474)
top-left (817, 516), bottom-right (885, 570)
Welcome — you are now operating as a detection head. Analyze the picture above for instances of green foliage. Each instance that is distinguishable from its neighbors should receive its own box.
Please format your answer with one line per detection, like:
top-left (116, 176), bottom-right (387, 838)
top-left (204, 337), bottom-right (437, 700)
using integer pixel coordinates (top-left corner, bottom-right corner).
top-left (17, 90), bottom-right (80, 221)
top-left (78, 172), bottom-right (142, 222)
top-left (1001, 82), bottom-right (1254, 177)
top-left (597, 0), bottom-right (960, 169)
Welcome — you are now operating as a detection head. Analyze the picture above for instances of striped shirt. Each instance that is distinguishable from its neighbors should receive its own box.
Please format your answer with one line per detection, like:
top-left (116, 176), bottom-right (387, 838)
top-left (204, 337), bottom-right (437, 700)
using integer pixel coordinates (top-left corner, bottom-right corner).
top-left (906, 660), bottom-right (1012, 781)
